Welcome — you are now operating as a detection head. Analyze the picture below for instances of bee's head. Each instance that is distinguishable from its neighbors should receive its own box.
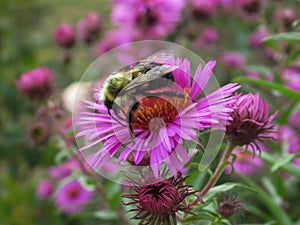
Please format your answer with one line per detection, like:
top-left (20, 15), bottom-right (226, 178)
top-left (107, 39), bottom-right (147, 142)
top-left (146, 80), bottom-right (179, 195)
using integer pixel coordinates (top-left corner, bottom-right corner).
top-left (104, 99), bottom-right (113, 110)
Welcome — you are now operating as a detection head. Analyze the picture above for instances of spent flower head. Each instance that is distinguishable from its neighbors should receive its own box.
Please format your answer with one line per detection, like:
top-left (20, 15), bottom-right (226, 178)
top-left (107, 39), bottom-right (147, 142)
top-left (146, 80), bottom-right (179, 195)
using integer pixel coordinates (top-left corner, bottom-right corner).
top-left (218, 193), bottom-right (244, 218)
top-left (123, 174), bottom-right (195, 225)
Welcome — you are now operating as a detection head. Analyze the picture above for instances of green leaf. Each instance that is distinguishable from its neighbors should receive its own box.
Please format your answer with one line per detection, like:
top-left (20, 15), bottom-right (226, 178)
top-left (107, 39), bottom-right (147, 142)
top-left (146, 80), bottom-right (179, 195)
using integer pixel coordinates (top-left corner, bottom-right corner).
top-left (263, 32), bottom-right (300, 42)
top-left (93, 210), bottom-right (118, 220)
top-left (184, 212), bottom-right (215, 222)
top-left (271, 154), bottom-right (295, 172)
top-left (204, 182), bottom-right (256, 201)
top-left (245, 65), bottom-right (272, 75)
top-left (233, 77), bottom-right (300, 100)
top-left (261, 153), bottom-right (300, 178)
top-left (239, 223), bottom-right (276, 225)
top-left (240, 175), bottom-right (293, 225)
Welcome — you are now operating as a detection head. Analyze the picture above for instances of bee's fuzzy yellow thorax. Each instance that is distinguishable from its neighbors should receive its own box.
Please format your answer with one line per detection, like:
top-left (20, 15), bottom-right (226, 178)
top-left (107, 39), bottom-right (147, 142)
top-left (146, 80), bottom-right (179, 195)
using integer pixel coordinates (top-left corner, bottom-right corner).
top-left (100, 72), bottom-right (130, 102)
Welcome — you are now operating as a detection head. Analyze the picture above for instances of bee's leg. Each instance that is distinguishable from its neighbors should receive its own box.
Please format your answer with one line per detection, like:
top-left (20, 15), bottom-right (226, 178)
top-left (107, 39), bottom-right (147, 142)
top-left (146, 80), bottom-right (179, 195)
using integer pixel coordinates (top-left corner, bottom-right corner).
top-left (108, 108), bottom-right (126, 127)
top-left (127, 101), bottom-right (140, 142)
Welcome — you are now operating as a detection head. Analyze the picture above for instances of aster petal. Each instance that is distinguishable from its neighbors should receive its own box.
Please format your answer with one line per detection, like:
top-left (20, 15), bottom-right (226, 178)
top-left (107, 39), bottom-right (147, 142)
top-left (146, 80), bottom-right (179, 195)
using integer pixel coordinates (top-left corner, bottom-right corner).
top-left (190, 60), bottom-right (216, 100)
top-left (174, 144), bottom-right (190, 162)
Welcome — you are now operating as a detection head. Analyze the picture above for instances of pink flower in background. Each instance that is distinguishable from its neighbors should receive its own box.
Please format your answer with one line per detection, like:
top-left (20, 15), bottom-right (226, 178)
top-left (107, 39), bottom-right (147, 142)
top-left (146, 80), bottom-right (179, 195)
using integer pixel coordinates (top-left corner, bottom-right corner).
top-left (221, 51), bottom-right (246, 69)
top-left (77, 55), bottom-right (240, 177)
top-left (217, 0), bottom-right (235, 12)
top-left (77, 12), bottom-right (103, 44)
top-left (248, 28), bottom-right (269, 47)
top-left (294, 57), bottom-right (300, 67)
top-left (279, 126), bottom-right (300, 155)
top-left (111, 0), bottom-right (185, 38)
top-left (246, 70), bottom-right (273, 81)
top-left (237, 0), bottom-right (261, 15)
top-left (226, 93), bottom-right (277, 152)
top-left (289, 109), bottom-right (300, 129)
top-left (281, 67), bottom-right (300, 92)
top-left (16, 67), bottom-right (53, 100)
top-left (36, 179), bottom-right (53, 199)
top-left (54, 23), bottom-right (75, 48)
top-left (227, 149), bottom-right (264, 175)
top-left (95, 29), bottom-right (136, 55)
top-left (54, 179), bottom-right (93, 214)
top-left (202, 27), bottom-right (219, 44)
top-left (48, 157), bottom-right (85, 180)
top-left (274, 8), bottom-right (297, 30)
top-left (190, 0), bottom-right (217, 20)
top-left (279, 126), bottom-right (300, 168)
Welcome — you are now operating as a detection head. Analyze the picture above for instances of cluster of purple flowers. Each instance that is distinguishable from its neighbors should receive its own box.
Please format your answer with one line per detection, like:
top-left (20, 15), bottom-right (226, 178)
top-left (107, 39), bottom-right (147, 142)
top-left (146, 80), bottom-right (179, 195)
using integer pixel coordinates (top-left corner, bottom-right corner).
top-left (36, 157), bottom-right (93, 214)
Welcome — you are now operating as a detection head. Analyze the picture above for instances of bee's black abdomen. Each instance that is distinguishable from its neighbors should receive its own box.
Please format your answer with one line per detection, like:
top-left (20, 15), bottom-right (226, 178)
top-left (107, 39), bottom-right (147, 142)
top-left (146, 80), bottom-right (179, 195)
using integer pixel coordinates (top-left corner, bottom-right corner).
top-left (162, 72), bottom-right (174, 81)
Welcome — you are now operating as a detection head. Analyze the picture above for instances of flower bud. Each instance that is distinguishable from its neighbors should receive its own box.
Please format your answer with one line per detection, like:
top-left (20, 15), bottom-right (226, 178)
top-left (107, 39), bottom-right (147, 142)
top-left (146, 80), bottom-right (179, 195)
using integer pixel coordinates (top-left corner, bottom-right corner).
top-left (54, 23), bottom-right (75, 48)
top-left (16, 67), bottom-right (53, 100)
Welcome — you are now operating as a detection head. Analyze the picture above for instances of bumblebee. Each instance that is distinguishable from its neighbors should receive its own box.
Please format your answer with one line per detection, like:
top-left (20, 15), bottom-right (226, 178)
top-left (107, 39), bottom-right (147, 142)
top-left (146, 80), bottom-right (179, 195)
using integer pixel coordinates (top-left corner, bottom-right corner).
top-left (100, 51), bottom-right (177, 116)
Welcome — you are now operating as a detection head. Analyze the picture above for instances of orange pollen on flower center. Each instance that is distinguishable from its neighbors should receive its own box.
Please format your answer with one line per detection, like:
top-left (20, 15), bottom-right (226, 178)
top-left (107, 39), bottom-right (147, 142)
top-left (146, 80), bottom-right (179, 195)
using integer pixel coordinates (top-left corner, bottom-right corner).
top-left (130, 95), bottom-right (192, 131)
top-left (184, 87), bottom-right (191, 95)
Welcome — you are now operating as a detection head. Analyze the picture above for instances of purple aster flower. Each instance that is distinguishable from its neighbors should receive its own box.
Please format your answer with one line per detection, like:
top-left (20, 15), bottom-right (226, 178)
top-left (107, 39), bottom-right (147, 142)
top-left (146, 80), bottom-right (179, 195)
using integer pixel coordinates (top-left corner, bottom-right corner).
top-left (123, 174), bottom-right (196, 225)
top-left (274, 8), bottom-right (297, 30)
top-left (111, 0), bottom-right (185, 38)
top-left (226, 148), bottom-right (264, 175)
top-left (190, 0), bottom-right (217, 20)
top-left (36, 179), bottom-right (53, 199)
top-left (246, 70), bottom-right (273, 81)
top-left (226, 93), bottom-right (278, 153)
top-left (295, 57), bottom-right (300, 67)
top-left (217, 0), bottom-right (235, 12)
top-left (54, 179), bottom-right (93, 214)
top-left (16, 67), bottom-right (53, 100)
top-left (281, 67), bottom-right (300, 92)
top-left (221, 51), bottom-right (246, 69)
top-left (202, 27), bottom-right (219, 44)
top-left (77, 54), bottom-right (240, 177)
top-left (237, 0), bottom-right (261, 15)
top-left (248, 28), bottom-right (270, 47)
top-left (54, 23), bottom-right (75, 48)
top-left (48, 157), bottom-right (85, 180)
top-left (279, 126), bottom-right (300, 167)
top-left (95, 29), bottom-right (136, 56)
top-left (77, 12), bottom-right (103, 44)
top-left (289, 109), bottom-right (300, 129)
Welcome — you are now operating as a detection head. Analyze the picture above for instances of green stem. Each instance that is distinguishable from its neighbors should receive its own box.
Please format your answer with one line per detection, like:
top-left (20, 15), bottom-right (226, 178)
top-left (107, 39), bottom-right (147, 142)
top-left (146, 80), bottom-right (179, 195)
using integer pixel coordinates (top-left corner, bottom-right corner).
top-left (190, 141), bottom-right (236, 207)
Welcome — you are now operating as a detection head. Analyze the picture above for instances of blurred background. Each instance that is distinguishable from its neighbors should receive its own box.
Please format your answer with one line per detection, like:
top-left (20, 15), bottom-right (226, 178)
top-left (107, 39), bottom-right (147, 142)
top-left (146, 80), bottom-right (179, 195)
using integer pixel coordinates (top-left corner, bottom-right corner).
top-left (1, 0), bottom-right (300, 224)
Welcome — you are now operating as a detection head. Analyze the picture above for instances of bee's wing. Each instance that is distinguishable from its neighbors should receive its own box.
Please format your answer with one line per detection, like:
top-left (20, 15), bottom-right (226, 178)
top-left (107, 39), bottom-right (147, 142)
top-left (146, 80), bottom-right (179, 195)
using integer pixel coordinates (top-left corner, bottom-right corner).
top-left (120, 64), bottom-right (177, 94)
top-left (139, 50), bottom-right (174, 64)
